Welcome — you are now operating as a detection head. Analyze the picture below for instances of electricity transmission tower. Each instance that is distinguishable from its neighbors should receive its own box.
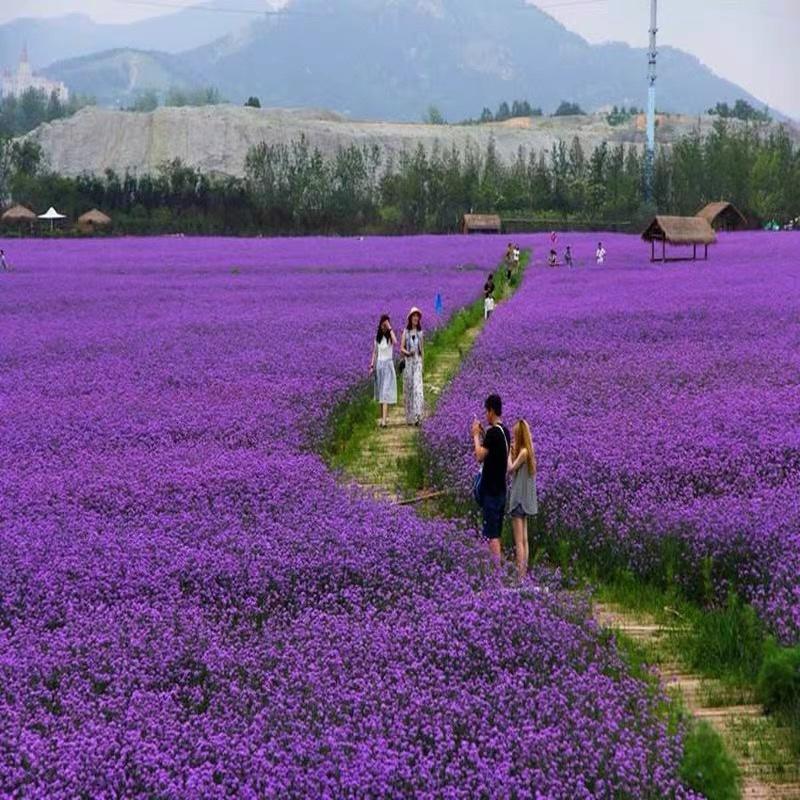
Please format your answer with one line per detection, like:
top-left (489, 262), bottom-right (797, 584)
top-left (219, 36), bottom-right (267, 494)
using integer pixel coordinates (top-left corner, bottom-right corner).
top-left (645, 0), bottom-right (658, 203)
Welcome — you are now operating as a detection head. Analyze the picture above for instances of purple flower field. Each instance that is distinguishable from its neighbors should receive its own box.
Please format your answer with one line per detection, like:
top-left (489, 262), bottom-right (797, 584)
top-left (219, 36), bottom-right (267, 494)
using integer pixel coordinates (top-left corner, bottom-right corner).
top-left (0, 236), bottom-right (695, 798)
top-left (424, 231), bottom-right (800, 643)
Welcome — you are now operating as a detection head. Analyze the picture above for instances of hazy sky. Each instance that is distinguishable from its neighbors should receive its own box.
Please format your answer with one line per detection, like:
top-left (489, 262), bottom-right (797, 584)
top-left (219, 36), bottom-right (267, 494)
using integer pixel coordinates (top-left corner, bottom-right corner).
top-left (6, 0), bottom-right (800, 118)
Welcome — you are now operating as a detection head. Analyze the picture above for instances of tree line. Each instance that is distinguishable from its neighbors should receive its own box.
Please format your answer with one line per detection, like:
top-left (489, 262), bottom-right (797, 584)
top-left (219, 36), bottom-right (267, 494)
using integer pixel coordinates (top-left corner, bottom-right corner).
top-left (1, 119), bottom-right (798, 236)
top-left (0, 89), bottom-right (91, 138)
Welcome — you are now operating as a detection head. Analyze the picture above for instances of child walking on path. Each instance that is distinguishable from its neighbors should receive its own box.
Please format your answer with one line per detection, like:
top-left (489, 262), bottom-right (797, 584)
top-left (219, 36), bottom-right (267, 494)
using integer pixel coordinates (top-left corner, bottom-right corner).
top-left (401, 307), bottom-right (424, 425)
top-left (507, 419), bottom-right (538, 580)
top-left (369, 314), bottom-right (397, 428)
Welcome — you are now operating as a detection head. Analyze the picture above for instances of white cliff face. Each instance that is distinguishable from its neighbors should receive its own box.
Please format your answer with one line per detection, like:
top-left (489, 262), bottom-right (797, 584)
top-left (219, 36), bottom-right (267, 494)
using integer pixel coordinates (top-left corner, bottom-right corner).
top-left (24, 104), bottom-right (793, 179)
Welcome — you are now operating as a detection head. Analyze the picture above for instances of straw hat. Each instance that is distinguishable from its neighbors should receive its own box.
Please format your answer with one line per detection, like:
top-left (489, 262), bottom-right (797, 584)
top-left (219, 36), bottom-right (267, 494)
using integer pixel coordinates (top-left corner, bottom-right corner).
top-left (407, 306), bottom-right (423, 325)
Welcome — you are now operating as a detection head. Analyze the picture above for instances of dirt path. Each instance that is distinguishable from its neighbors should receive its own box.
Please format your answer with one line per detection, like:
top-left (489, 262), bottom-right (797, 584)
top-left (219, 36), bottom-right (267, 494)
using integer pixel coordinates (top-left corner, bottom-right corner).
top-left (339, 254), bottom-right (799, 799)
top-left (595, 602), bottom-right (800, 799)
top-left (344, 315), bottom-right (484, 502)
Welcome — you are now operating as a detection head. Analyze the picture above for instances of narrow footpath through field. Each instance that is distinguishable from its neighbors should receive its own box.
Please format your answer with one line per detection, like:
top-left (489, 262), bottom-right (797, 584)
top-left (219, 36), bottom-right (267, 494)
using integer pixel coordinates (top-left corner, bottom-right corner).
top-left (337, 251), bottom-right (800, 800)
top-left (595, 603), bottom-right (800, 800)
top-left (342, 257), bottom-right (520, 503)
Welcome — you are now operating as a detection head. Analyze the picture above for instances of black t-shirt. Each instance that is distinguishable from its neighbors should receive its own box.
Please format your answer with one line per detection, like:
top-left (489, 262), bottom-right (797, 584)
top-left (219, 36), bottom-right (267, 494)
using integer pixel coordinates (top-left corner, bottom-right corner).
top-left (482, 423), bottom-right (510, 496)
top-left (484, 281), bottom-right (495, 299)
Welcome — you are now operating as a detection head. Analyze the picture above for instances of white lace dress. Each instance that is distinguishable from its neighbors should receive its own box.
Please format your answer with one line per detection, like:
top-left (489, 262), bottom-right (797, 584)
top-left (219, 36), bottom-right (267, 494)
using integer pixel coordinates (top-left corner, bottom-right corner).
top-left (403, 329), bottom-right (424, 423)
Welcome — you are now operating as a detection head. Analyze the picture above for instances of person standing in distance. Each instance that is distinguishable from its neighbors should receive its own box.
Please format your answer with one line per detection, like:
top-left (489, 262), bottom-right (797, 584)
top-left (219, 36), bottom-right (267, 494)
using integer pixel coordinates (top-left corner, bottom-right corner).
top-left (0, 249), bottom-right (10, 272)
top-left (369, 314), bottom-right (398, 428)
top-left (483, 272), bottom-right (496, 319)
top-left (401, 307), bottom-right (424, 426)
top-left (596, 241), bottom-right (607, 265)
top-left (471, 394), bottom-right (511, 559)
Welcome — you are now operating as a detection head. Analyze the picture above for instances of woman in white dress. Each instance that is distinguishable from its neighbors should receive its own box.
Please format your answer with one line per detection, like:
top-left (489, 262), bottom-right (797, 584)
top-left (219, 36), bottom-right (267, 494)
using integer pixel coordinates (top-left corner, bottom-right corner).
top-left (596, 241), bottom-right (607, 265)
top-left (369, 314), bottom-right (398, 428)
top-left (401, 307), bottom-right (424, 426)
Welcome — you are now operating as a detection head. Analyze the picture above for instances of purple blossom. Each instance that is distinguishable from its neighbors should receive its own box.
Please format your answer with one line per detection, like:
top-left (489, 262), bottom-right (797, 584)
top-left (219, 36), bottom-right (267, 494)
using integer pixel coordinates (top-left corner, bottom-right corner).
top-left (424, 230), bottom-right (800, 643)
top-left (0, 235), bottom-right (696, 798)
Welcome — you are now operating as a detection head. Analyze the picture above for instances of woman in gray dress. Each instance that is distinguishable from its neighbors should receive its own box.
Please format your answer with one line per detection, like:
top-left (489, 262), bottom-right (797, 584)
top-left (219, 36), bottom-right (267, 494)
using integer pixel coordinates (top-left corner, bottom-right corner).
top-left (369, 314), bottom-right (397, 428)
top-left (400, 307), bottom-right (424, 426)
top-left (507, 419), bottom-right (538, 580)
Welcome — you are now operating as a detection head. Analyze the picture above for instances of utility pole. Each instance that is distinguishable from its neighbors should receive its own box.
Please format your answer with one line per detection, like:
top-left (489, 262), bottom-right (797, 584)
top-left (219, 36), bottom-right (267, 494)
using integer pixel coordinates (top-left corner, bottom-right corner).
top-left (645, 0), bottom-right (658, 203)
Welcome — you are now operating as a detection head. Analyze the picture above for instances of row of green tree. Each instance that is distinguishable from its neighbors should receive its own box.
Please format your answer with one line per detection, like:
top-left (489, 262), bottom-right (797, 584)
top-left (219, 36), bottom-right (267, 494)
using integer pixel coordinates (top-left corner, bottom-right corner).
top-left (458, 99), bottom-right (586, 125)
top-left (127, 86), bottom-right (225, 113)
top-left (707, 99), bottom-right (771, 123)
top-left (0, 89), bottom-right (91, 138)
top-left (1, 119), bottom-right (798, 235)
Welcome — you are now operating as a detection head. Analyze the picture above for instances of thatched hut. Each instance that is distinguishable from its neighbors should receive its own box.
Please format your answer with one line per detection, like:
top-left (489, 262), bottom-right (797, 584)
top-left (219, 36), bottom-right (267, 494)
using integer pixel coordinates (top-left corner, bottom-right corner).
top-left (460, 213), bottom-right (502, 234)
top-left (1, 204), bottom-right (37, 231)
top-left (641, 216), bottom-right (717, 262)
top-left (696, 201), bottom-right (747, 231)
top-left (78, 209), bottom-right (112, 234)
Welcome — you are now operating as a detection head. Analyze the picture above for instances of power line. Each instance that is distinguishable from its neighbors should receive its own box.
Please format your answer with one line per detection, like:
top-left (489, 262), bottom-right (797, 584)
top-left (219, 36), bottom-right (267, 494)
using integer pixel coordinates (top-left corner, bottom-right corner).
top-left (535, 0), bottom-right (608, 9)
top-left (111, 0), bottom-right (318, 15)
top-left (113, 0), bottom-right (608, 14)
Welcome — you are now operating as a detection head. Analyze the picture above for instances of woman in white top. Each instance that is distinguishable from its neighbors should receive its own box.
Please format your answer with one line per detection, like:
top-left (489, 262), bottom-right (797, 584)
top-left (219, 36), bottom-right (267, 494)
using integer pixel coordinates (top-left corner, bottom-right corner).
top-left (369, 314), bottom-right (398, 428)
top-left (596, 242), bottom-right (607, 265)
top-left (400, 307), bottom-right (424, 426)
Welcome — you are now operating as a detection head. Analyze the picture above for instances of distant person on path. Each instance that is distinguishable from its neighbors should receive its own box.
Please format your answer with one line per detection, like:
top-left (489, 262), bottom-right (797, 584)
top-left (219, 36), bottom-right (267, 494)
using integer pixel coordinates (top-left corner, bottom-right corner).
top-left (507, 419), bottom-right (538, 580)
top-left (512, 244), bottom-right (521, 269)
top-left (564, 245), bottom-right (573, 268)
top-left (484, 272), bottom-right (496, 319)
top-left (596, 242), bottom-right (607, 265)
top-left (547, 249), bottom-right (558, 267)
top-left (550, 231), bottom-right (558, 246)
top-left (369, 313), bottom-right (397, 428)
top-left (0, 249), bottom-right (10, 272)
top-left (471, 394), bottom-right (511, 560)
top-left (401, 307), bottom-right (424, 426)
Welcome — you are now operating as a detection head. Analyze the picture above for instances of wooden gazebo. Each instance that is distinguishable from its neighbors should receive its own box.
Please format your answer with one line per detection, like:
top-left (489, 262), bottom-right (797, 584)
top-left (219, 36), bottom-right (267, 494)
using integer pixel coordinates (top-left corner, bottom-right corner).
top-left (78, 209), bottom-right (112, 234)
top-left (1, 204), bottom-right (37, 231)
top-left (460, 213), bottom-right (502, 234)
top-left (696, 201), bottom-right (747, 231)
top-left (642, 216), bottom-right (717, 262)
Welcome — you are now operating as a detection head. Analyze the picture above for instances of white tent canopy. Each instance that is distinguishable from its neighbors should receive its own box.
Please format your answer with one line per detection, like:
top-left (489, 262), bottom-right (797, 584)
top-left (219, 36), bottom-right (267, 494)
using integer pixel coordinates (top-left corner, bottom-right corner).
top-left (38, 207), bottom-right (66, 220)
top-left (38, 206), bottom-right (67, 231)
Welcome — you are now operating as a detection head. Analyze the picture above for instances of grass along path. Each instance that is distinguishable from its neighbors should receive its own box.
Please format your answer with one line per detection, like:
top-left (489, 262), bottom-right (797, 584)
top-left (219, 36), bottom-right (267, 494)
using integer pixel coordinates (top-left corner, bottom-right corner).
top-left (330, 252), bottom-right (526, 502)
top-left (594, 601), bottom-right (800, 800)
top-left (326, 248), bottom-right (789, 799)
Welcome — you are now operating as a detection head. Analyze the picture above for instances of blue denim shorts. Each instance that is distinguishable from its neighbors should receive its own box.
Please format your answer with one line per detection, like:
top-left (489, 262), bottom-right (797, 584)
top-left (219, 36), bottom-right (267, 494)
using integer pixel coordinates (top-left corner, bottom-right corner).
top-left (481, 492), bottom-right (506, 540)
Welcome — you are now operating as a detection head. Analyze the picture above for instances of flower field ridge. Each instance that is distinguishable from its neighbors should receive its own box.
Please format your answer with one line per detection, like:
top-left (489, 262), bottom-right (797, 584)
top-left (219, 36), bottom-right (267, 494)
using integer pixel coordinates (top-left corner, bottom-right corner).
top-left (423, 231), bottom-right (800, 643)
top-left (0, 236), bottom-right (697, 798)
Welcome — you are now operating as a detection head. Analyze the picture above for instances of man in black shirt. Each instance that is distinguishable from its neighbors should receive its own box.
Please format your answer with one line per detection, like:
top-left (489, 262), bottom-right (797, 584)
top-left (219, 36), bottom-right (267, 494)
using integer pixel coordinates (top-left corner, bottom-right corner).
top-left (471, 394), bottom-right (511, 558)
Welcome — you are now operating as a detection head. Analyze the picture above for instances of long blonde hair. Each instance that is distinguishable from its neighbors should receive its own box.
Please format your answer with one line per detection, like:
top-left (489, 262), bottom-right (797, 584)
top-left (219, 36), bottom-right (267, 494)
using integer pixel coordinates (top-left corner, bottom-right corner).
top-left (512, 419), bottom-right (536, 475)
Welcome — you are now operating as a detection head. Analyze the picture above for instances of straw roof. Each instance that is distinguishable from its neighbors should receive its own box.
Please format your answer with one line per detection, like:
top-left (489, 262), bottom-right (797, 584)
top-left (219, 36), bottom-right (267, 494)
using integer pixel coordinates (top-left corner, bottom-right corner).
top-left (696, 201), bottom-right (747, 228)
top-left (78, 209), bottom-right (112, 226)
top-left (461, 213), bottom-right (502, 232)
top-left (641, 215), bottom-right (717, 245)
top-left (1, 204), bottom-right (37, 222)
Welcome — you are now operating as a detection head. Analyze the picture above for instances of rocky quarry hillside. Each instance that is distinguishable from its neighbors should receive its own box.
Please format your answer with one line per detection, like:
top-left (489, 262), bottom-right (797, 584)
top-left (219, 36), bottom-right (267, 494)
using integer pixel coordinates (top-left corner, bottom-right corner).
top-left (28, 105), bottom-right (796, 180)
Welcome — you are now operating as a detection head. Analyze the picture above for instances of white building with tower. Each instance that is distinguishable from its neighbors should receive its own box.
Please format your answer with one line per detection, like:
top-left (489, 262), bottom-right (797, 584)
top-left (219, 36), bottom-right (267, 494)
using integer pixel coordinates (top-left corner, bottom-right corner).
top-left (1, 46), bottom-right (69, 103)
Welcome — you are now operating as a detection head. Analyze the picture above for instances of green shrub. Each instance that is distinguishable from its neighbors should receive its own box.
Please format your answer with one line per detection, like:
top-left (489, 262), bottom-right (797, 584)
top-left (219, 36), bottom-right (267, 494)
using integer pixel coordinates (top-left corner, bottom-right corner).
top-left (756, 641), bottom-right (800, 713)
top-left (680, 720), bottom-right (741, 800)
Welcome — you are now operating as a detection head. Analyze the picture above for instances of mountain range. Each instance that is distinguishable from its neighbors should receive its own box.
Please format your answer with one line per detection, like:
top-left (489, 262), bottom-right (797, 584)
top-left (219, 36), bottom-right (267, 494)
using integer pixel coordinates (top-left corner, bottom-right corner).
top-left (2, 0), bottom-right (775, 122)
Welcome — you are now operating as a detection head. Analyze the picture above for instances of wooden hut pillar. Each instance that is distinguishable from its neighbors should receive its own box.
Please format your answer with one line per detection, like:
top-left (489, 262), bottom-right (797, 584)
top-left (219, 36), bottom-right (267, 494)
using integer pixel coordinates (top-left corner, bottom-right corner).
top-left (662, 239), bottom-right (666, 263)
top-left (704, 244), bottom-right (708, 260)
top-left (693, 243), bottom-right (697, 261)
top-left (650, 239), bottom-right (655, 262)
